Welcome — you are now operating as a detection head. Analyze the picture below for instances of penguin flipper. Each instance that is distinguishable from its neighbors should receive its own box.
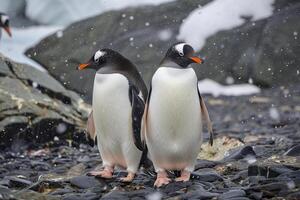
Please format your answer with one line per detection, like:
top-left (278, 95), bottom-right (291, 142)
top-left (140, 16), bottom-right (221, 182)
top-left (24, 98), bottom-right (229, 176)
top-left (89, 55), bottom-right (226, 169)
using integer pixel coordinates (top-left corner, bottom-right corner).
top-left (87, 111), bottom-right (97, 146)
top-left (197, 89), bottom-right (214, 146)
top-left (141, 84), bottom-right (152, 147)
top-left (129, 83), bottom-right (145, 151)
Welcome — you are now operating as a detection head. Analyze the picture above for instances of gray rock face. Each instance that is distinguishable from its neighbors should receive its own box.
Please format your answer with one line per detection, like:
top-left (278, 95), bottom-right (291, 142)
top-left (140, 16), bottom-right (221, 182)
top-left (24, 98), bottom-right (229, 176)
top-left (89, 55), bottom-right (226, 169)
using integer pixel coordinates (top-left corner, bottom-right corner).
top-left (0, 54), bottom-right (90, 150)
top-left (25, 0), bottom-right (300, 102)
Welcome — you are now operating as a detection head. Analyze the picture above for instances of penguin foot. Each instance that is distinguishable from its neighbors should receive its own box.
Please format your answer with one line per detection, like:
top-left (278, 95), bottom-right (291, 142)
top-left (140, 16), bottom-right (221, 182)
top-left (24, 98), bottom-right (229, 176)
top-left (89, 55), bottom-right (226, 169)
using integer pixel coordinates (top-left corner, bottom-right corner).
top-left (120, 172), bottom-right (135, 182)
top-left (89, 166), bottom-right (113, 179)
top-left (175, 170), bottom-right (191, 182)
top-left (154, 171), bottom-right (171, 187)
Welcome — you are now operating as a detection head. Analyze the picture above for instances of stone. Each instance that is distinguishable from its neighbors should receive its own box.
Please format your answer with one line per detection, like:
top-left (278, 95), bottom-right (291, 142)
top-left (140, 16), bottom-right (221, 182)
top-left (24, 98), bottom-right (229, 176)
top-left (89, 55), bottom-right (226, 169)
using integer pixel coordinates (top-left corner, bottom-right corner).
top-left (218, 189), bottom-right (246, 200)
top-left (69, 176), bottom-right (103, 189)
top-left (284, 144), bottom-right (300, 156)
top-left (223, 146), bottom-right (256, 161)
top-left (6, 176), bottom-right (32, 188)
top-left (191, 170), bottom-right (223, 182)
top-left (248, 161), bottom-right (295, 178)
top-left (0, 54), bottom-right (90, 150)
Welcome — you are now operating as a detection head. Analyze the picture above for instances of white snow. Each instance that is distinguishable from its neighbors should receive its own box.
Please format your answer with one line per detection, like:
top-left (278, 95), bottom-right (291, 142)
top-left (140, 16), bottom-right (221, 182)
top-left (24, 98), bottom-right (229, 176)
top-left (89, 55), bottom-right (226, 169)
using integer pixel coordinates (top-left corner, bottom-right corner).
top-left (25, 0), bottom-right (175, 26)
top-left (178, 0), bottom-right (275, 51)
top-left (0, 26), bottom-right (62, 71)
top-left (198, 79), bottom-right (260, 97)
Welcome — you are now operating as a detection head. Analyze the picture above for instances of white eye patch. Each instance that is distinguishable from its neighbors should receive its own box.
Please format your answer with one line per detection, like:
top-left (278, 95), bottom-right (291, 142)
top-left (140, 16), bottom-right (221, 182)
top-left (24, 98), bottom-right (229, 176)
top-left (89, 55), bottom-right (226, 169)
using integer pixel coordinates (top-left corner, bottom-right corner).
top-left (94, 50), bottom-right (105, 61)
top-left (1, 15), bottom-right (9, 24)
top-left (174, 43), bottom-right (187, 56)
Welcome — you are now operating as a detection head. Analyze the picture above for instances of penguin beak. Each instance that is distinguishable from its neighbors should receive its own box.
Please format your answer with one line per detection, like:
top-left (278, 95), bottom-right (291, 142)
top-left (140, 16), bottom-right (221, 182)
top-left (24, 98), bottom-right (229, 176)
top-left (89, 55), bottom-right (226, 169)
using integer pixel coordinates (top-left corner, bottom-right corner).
top-left (78, 62), bottom-right (91, 70)
top-left (190, 56), bottom-right (204, 64)
top-left (3, 26), bottom-right (12, 37)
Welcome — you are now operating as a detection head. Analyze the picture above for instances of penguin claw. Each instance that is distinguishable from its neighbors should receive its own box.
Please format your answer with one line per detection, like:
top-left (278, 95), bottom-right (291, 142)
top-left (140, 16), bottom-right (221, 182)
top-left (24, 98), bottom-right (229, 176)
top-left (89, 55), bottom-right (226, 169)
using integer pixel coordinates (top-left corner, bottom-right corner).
top-left (88, 169), bottom-right (113, 179)
top-left (154, 171), bottom-right (171, 187)
top-left (120, 172), bottom-right (135, 182)
top-left (175, 170), bottom-right (191, 182)
top-left (154, 177), bottom-right (171, 187)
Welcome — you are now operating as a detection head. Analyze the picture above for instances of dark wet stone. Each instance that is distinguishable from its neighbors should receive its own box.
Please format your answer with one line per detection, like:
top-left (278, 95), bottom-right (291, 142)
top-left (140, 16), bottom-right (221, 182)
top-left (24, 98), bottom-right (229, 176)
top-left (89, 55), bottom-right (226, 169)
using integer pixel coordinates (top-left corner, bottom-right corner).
top-left (76, 155), bottom-right (90, 163)
top-left (179, 186), bottom-right (219, 199)
top-left (248, 162), bottom-right (294, 178)
top-left (195, 159), bottom-right (219, 170)
top-left (7, 176), bottom-right (32, 188)
top-left (69, 176), bottom-right (103, 189)
top-left (247, 176), bottom-right (267, 185)
top-left (287, 191), bottom-right (300, 200)
top-left (0, 185), bottom-right (15, 200)
top-left (218, 189), bottom-right (246, 200)
top-left (284, 144), bottom-right (300, 156)
top-left (50, 188), bottom-right (75, 195)
top-left (248, 182), bottom-right (289, 197)
top-left (231, 170), bottom-right (248, 182)
top-left (62, 192), bottom-right (99, 200)
top-left (224, 146), bottom-right (256, 161)
top-left (191, 170), bottom-right (223, 182)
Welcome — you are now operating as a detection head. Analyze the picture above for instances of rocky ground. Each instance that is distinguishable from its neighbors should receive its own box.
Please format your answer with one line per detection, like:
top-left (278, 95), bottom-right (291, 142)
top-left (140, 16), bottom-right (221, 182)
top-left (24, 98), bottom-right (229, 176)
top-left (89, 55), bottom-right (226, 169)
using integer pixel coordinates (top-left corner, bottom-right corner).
top-left (0, 84), bottom-right (299, 200)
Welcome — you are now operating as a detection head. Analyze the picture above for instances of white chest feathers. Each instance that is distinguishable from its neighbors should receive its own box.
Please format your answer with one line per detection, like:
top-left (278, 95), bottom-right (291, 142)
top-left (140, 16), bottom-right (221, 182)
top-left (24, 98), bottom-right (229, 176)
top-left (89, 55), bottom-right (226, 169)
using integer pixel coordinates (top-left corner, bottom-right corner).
top-left (92, 73), bottom-right (142, 171)
top-left (146, 67), bottom-right (202, 171)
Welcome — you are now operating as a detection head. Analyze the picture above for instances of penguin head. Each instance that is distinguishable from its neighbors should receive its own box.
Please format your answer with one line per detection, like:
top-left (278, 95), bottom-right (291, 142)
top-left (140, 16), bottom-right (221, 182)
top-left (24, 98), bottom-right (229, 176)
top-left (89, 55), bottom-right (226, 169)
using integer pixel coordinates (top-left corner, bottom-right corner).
top-left (0, 13), bottom-right (12, 37)
top-left (163, 43), bottom-right (204, 68)
top-left (78, 49), bottom-right (125, 71)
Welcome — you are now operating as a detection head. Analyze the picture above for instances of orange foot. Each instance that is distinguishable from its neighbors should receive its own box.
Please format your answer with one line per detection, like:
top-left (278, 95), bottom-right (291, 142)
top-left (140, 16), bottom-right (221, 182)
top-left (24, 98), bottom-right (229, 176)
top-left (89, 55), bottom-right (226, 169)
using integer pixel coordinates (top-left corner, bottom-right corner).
top-left (154, 171), bottom-right (171, 187)
top-left (120, 172), bottom-right (135, 182)
top-left (175, 170), bottom-right (191, 182)
top-left (88, 166), bottom-right (113, 179)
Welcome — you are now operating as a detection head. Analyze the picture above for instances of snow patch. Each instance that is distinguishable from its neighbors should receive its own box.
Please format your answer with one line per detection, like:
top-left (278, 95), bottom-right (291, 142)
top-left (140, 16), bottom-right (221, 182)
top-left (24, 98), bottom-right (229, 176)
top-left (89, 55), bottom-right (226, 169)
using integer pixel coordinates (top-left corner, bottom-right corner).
top-left (0, 26), bottom-right (61, 71)
top-left (178, 0), bottom-right (274, 51)
top-left (25, 0), bottom-right (175, 26)
top-left (198, 79), bottom-right (260, 97)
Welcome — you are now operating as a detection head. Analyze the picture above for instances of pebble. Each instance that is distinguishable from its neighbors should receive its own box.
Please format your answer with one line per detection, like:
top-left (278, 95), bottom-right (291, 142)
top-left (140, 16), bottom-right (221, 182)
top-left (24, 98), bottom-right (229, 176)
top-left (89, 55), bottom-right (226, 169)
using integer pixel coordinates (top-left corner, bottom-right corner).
top-left (218, 189), bottom-right (246, 200)
top-left (284, 144), bottom-right (300, 156)
top-left (69, 176), bottom-right (103, 189)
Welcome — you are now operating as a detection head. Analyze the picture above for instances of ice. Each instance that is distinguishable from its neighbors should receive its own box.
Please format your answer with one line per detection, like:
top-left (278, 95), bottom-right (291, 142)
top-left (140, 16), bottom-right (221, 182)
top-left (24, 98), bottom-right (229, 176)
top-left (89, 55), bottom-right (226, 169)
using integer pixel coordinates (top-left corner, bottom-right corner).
top-left (25, 0), bottom-right (175, 26)
top-left (198, 79), bottom-right (260, 97)
top-left (177, 0), bottom-right (274, 51)
top-left (0, 26), bottom-right (61, 71)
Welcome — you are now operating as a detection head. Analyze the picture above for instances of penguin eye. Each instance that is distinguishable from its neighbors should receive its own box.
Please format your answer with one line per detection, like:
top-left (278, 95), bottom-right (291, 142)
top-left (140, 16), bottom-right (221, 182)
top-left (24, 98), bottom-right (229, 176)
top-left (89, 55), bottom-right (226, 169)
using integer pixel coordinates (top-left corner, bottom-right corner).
top-left (94, 58), bottom-right (99, 62)
top-left (179, 52), bottom-right (184, 57)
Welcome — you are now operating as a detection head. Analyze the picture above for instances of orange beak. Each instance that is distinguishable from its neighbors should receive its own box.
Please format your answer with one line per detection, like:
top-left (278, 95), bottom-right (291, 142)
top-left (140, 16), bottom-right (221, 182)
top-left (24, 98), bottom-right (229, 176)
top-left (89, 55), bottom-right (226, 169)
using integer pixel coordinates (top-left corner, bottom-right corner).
top-left (4, 26), bottom-right (12, 37)
top-left (78, 63), bottom-right (91, 70)
top-left (190, 56), bottom-right (204, 64)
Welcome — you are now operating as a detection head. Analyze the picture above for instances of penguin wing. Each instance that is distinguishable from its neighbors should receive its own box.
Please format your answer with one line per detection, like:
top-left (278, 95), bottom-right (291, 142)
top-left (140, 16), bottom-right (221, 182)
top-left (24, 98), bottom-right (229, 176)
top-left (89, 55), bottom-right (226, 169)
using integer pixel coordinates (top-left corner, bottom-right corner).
top-left (141, 83), bottom-right (152, 147)
top-left (197, 88), bottom-right (214, 146)
top-left (129, 83), bottom-right (145, 151)
top-left (87, 111), bottom-right (97, 146)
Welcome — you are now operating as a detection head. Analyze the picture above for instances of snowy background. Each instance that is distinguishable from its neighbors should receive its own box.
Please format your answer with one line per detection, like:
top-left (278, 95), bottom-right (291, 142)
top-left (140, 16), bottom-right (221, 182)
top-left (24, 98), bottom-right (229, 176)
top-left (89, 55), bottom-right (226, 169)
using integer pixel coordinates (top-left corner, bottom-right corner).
top-left (1, 0), bottom-right (294, 97)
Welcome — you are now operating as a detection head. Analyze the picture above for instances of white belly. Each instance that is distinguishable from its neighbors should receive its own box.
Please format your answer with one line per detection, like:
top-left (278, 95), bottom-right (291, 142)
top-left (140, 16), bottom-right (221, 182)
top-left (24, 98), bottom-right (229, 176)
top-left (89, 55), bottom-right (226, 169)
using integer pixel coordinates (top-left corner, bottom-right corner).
top-left (146, 67), bottom-right (202, 170)
top-left (92, 73), bottom-right (141, 169)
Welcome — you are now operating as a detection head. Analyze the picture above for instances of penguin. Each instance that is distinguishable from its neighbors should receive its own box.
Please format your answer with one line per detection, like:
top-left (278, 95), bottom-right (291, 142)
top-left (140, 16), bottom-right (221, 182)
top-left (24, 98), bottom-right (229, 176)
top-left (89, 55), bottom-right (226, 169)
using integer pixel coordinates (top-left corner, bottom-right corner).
top-left (0, 13), bottom-right (12, 39)
top-left (78, 49), bottom-right (147, 182)
top-left (142, 43), bottom-right (213, 187)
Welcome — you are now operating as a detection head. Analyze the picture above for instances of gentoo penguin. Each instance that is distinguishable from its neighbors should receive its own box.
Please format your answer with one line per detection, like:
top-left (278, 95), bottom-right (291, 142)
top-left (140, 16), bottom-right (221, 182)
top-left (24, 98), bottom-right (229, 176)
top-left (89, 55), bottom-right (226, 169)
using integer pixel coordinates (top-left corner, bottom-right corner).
top-left (142, 43), bottom-right (213, 187)
top-left (78, 49), bottom-right (147, 182)
top-left (0, 13), bottom-right (12, 39)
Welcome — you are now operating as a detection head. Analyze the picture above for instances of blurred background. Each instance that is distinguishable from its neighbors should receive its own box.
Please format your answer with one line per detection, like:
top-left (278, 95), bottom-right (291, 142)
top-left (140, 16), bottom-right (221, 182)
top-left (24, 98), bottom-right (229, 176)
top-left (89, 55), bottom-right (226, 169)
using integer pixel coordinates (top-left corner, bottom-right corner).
top-left (0, 1), bottom-right (300, 199)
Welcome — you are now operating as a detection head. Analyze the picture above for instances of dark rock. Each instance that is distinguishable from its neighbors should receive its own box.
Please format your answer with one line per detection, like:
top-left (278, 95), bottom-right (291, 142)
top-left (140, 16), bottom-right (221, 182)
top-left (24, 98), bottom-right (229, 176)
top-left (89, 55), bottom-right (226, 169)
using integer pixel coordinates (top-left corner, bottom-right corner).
top-left (287, 191), bottom-right (300, 200)
top-left (218, 190), bottom-right (246, 200)
top-left (6, 176), bottom-right (32, 188)
top-left (69, 176), bottom-right (103, 189)
top-left (195, 159), bottom-right (219, 170)
top-left (223, 146), bottom-right (256, 161)
top-left (50, 188), bottom-right (75, 195)
top-left (26, 0), bottom-right (300, 102)
top-left (0, 54), bottom-right (90, 150)
top-left (62, 192), bottom-right (99, 200)
top-left (179, 187), bottom-right (219, 199)
top-left (284, 144), bottom-right (300, 156)
top-left (248, 161), bottom-right (294, 178)
top-left (191, 170), bottom-right (223, 182)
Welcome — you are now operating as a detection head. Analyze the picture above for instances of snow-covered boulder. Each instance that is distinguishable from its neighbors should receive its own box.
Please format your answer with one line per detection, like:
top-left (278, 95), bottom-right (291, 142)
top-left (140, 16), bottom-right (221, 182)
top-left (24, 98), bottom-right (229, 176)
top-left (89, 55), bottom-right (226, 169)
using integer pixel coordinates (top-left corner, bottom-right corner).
top-left (26, 0), bottom-right (300, 102)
